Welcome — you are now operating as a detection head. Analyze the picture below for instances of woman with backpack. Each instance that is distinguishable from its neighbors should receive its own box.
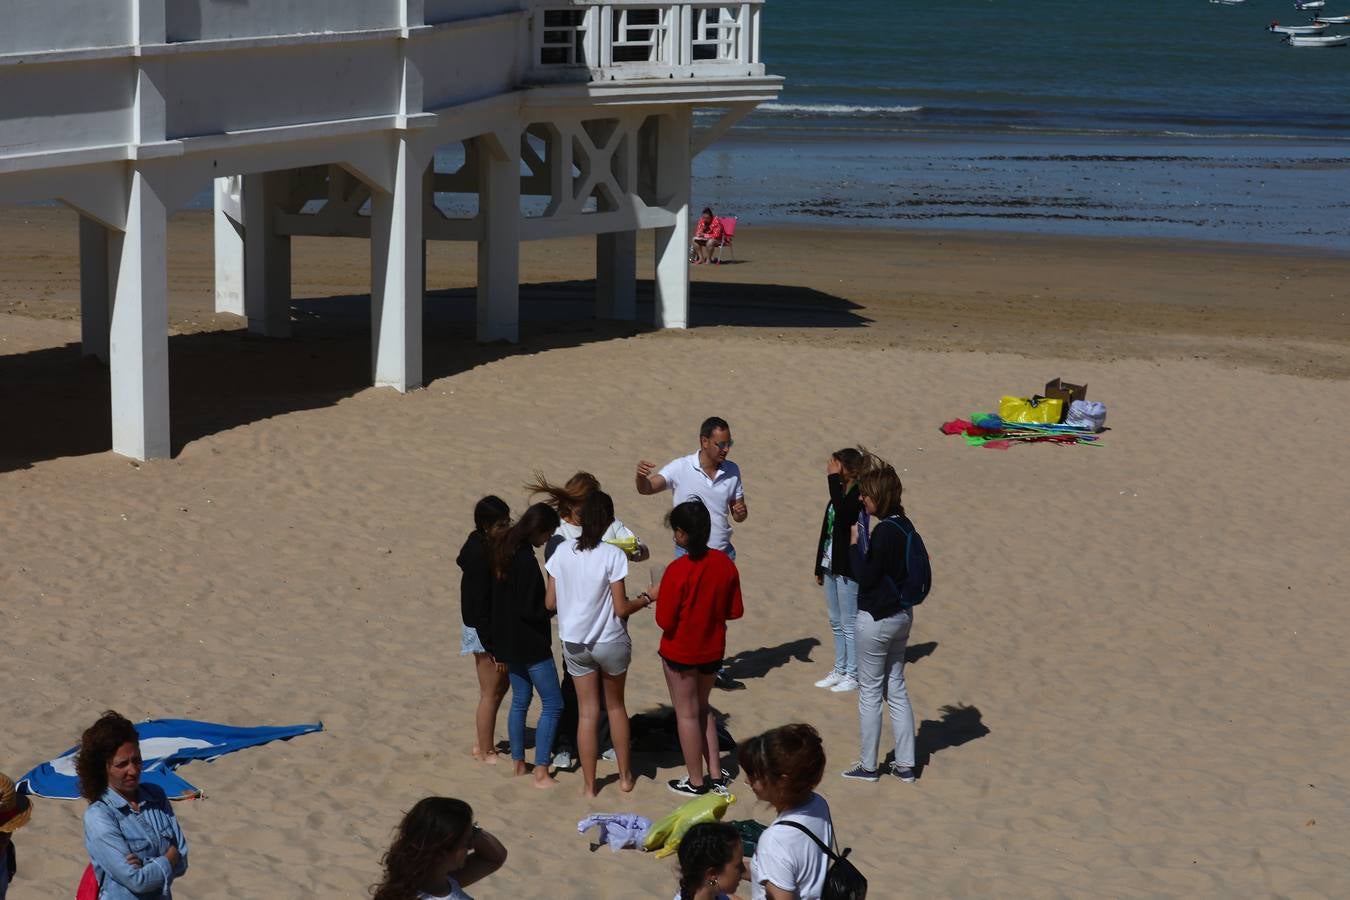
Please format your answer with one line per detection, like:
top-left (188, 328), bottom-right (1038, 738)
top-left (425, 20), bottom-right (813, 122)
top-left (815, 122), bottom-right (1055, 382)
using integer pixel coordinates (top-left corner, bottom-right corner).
top-left (812, 448), bottom-right (868, 694)
top-left (841, 461), bottom-right (918, 784)
top-left (738, 723), bottom-right (835, 899)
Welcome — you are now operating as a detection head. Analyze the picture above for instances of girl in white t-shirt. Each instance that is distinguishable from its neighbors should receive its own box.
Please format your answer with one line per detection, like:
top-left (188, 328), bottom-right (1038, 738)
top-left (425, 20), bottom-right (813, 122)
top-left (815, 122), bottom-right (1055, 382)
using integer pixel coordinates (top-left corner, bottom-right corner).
top-left (673, 822), bottom-right (745, 900)
top-left (372, 797), bottom-right (507, 900)
top-left (545, 490), bottom-right (654, 797)
top-left (738, 724), bottom-right (835, 900)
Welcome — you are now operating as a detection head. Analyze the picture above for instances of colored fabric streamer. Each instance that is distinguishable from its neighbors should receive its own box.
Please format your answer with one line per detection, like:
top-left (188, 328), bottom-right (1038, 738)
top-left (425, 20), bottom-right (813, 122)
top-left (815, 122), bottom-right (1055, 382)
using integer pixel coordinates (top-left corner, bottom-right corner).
top-left (941, 415), bottom-right (1103, 450)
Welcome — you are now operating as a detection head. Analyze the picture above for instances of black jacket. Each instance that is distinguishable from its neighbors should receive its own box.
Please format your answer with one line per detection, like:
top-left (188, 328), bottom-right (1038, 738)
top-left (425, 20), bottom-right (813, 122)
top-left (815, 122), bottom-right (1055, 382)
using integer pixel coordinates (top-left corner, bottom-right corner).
top-left (849, 514), bottom-right (912, 619)
top-left (489, 543), bottom-right (554, 665)
top-left (814, 474), bottom-right (862, 578)
top-left (456, 531), bottom-right (494, 635)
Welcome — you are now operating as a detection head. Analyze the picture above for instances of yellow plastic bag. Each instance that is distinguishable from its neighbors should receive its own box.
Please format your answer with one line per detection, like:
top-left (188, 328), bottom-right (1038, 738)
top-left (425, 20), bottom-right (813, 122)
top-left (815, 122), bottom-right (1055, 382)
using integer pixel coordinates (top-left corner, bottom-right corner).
top-left (998, 395), bottom-right (1063, 424)
top-left (603, 536), bottom-right (641, 559)
top-left (642, 791), bottom-right (735, 857)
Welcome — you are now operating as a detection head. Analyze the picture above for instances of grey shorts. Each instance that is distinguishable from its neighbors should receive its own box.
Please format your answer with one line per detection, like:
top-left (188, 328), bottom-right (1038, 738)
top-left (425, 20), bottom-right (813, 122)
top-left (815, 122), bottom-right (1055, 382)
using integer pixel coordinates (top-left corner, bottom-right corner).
top-left (562, 639), bottom-right (632, 677)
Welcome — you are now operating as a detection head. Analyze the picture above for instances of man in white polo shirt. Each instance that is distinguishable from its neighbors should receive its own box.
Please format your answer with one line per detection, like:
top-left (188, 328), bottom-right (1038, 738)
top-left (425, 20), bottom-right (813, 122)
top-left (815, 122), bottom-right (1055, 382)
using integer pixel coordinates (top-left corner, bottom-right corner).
top-left (635, 416), bottom-right (748, 557)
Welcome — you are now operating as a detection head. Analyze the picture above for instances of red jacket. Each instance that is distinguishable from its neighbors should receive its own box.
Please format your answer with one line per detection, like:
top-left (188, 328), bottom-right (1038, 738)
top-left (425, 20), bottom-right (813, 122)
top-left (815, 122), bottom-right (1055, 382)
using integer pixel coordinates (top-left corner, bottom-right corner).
top-left (656, 549), bottom-right (744, 664)
top-left (695, 216), bottom-right (724, 242)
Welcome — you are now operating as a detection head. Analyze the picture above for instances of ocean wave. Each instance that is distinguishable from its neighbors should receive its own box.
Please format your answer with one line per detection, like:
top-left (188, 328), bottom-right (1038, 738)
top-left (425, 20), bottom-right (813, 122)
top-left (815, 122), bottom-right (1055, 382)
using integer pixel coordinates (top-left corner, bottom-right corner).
top-left (757, 102), bottom-right (923, 118)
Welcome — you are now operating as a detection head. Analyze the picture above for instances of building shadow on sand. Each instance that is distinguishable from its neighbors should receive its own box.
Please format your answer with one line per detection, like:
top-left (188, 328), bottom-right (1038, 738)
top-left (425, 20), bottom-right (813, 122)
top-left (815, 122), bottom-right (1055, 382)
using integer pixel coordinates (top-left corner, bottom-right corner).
top-left (0, 278), bottom-right (868, 472)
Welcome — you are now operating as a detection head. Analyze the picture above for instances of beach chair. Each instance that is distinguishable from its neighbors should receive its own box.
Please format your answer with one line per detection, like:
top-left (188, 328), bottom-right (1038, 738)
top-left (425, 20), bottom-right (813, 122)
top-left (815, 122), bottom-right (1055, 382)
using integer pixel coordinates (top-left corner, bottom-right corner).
top-left (711, 216), bottom-right (736, 262)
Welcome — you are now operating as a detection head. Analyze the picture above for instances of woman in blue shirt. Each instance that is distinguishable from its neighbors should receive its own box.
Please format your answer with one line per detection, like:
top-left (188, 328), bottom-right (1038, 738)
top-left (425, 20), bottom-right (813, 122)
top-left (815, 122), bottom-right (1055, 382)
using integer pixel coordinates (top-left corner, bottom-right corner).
top-left (77, 711), bottom-right (189, 899)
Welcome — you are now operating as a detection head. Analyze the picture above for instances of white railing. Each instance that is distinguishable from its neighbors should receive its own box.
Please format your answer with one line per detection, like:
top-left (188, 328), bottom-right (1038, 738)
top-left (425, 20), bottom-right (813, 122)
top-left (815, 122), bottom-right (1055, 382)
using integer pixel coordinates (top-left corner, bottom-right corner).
top-left (529, 1), bottom-right (764, 81)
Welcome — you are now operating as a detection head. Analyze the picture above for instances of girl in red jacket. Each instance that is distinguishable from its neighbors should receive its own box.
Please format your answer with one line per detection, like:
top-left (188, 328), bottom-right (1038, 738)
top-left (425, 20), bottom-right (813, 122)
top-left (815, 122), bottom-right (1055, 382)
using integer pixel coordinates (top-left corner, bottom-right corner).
top-left (644, 499), bottom-right (744, 796)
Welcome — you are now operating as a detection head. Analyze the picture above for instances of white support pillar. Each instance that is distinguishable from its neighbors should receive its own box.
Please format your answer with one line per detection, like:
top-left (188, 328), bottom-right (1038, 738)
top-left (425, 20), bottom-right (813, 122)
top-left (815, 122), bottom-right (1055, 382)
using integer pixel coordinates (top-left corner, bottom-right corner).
top-left (213, 176), bottom-right (245, 316)
top-left (79, 215), bottom-right (112, 361)
top-left (242, 172), bottom-right (293, 337)
top-left (596, 230), bottom-right (637, 320)
top-left (654, 109), bottom-right (692, 329)
top-left (476, 131), bottom-right (520, 343)
top-left (109, 168), bottom-right (170, 460)
top-left (370, 137), bottom-right (428, 391)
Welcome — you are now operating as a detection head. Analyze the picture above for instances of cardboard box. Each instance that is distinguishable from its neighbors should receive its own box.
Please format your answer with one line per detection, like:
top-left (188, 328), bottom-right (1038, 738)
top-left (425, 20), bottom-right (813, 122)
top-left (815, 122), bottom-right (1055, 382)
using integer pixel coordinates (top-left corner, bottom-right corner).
top-left (1039, 379), bottom-right (1086, 423)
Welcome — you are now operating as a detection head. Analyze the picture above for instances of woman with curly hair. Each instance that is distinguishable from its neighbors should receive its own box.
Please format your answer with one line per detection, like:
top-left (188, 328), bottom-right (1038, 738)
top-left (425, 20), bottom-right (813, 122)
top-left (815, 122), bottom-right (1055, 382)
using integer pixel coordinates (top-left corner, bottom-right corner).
top-left (77, 711), bottom-right (189, 899)
top-left (673, 821), bottom-right (744, 900)
top-left (372, 797), bottom-right (507, 900)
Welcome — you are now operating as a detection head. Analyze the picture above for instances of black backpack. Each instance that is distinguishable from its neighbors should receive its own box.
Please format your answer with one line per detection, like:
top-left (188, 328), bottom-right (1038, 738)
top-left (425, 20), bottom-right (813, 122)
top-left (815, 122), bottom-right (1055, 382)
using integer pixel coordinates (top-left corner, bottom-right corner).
top-left (776, 821), bottom-right (868, 900)
top-left (879, 515), bottom-right (932, 607)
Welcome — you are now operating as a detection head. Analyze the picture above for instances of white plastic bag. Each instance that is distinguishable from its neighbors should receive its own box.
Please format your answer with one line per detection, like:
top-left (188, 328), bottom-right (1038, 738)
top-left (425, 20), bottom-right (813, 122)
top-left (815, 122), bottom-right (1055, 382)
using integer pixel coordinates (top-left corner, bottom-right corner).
top-left (1065, 400), bottom-right (1107, 432)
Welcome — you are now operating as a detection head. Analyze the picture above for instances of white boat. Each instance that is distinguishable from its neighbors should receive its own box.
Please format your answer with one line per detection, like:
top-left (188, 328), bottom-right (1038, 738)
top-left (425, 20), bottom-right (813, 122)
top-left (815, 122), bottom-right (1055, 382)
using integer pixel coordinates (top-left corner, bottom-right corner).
top-left (1313, 15), bottom-right (1350, 23)
top-left (1209, 0), bottom-right (1245, 5)
top-left (1294, 0), bottom-right (1326, 9)
top-left (1288, 32), bottom-right (1349, 45)
top-left (1269, 21), bottom-right (1329, 33)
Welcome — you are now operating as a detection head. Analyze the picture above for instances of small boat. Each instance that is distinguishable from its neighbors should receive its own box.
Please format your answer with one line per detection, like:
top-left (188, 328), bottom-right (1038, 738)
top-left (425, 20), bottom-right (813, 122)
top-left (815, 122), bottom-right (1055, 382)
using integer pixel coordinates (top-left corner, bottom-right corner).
top-left (1313, 15), bottom-right (1350, 22)
top-left (1294, 0), bottom-right (1326, 9)
top-left (1209, 0), bottom-right (1245, 5)
top-left (1288, 32), bottom-right (1349, 45)
top-left (1269, 21), bottom-right (1329, 33)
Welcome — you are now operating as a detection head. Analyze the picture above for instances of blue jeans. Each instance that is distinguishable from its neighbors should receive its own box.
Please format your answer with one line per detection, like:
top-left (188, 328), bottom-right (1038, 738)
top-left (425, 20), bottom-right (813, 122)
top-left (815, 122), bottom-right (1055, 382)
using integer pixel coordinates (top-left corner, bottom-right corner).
top-left (822, 574), bottom-right (859, 679)
top-left (508, 657), bottom-right (563, 766)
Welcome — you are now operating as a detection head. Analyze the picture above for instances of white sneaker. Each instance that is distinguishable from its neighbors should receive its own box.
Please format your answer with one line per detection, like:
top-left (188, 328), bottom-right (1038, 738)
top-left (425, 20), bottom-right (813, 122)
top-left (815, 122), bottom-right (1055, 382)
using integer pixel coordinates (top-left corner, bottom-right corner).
top-left (829, 676), bottom-right (859, 693)
top-left (552, 750), bottom-right (574, 770)
top-left (814, 671), bottom-right (844, 689)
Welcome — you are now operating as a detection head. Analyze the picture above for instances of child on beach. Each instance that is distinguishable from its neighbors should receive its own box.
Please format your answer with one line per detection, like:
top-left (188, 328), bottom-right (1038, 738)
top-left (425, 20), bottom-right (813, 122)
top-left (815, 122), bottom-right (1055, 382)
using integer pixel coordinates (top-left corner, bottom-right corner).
top-left (490, 503), bottom-right (564, 789)
top-left (528, 471), bottom-right (649, 769)
top-left (812, 448), bottom-right (869, 694)
top-left (544, 490), bottom-right (653, 797)
top-left (739, 723), bottom-right (834, 900)
top-left (456, 495), bottom-right (511, 764)
top-left (673, 822), bottom-right (745, 900)
top-left (372, 797), bottom-right (508, 900)
top-left (647, 499), bottom-right (744, 796)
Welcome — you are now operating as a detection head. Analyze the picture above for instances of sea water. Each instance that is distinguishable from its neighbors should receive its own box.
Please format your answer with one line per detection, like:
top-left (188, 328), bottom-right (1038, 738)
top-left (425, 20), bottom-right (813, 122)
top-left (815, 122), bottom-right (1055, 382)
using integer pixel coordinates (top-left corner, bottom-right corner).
top-left (694, 0), bottom-right (1350, 249)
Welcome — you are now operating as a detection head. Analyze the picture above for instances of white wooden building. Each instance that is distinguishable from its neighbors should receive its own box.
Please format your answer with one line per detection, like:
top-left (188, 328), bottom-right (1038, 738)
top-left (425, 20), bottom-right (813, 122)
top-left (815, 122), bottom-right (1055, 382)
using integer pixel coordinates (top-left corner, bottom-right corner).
top-left (0, 0), bottom-right (781, 459)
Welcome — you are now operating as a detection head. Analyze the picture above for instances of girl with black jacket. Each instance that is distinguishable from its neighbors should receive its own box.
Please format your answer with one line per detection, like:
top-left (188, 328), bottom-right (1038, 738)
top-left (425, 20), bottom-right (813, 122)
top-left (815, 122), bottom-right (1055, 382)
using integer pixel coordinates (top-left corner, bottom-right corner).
top-left (812, 448), bottom-right (867, 693)
top-left (490, 502), bottom-right (563, 789)
top-left (840, 460), bottom-right (918, 785)
top-left (456, 495), bottom-right (511, 765)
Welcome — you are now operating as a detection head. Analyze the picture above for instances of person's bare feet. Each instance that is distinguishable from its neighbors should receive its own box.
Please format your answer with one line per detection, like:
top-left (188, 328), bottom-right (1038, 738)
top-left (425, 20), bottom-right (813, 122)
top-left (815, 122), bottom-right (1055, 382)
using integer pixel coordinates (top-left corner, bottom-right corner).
top-left (581, 782), bottom-right (599, 799)
top-left (619, 773), bottom-right (636, 793)
top-left (513, 759), bottom-right (528, 777)
top-left (532, 769), bottom-right (557, 790)
top-left (471, 746), bottom-right (499, 765)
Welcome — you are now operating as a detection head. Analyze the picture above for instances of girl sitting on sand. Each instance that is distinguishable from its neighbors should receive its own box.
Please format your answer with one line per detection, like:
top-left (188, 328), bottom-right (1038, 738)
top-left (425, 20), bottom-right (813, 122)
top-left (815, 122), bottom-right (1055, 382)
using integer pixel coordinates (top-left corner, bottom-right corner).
top-left (738, 723), bottom-right (834, 900)
top-left (673, 822), bottom-right (745, 900)
top-left (544, 490), bottom-right (652, 797)
top-left (456, 495), bottom-right (511, 764)
top-left (648, 499), bottom-right (744, 796)
top-left (490, 502), bottom-right (564, 789)
top-left (372, 797), bottom-right (507, 900)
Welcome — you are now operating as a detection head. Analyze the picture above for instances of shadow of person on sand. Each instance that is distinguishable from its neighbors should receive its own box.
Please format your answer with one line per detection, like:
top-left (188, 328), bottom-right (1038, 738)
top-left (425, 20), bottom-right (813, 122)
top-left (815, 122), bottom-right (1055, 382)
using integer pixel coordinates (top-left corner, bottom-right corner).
top-left (913, 703), bottom-right (989, 771)
top-left (720, 637), bottom-right (821, 688)
top-left (906, 641), bottom-right (938, 665)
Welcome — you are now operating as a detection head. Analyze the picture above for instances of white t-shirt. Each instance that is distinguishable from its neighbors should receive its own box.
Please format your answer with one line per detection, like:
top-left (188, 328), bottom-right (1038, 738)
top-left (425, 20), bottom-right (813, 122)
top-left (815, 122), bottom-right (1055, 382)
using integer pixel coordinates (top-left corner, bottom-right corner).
top-left (545, 518), bottom-right (639, 563)
top-left (545, 538), bottom-right (630, 644)
top-left (417, 875), bottom-right (472, 899)
top-left (659, 452), bottom-right (745, 553)
top-left (750, 793), bottom-right (834, 900)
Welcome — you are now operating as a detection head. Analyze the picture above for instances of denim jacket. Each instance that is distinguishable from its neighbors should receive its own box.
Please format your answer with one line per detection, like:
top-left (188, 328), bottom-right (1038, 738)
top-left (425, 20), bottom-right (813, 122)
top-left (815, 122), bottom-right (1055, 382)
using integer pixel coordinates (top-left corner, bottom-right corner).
top-left (83, 784), bottom-right (188, 899)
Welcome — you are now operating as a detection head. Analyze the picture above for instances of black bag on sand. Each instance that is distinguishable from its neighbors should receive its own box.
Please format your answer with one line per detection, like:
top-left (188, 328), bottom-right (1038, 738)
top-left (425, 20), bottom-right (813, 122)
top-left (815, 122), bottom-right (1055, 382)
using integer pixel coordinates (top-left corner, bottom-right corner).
top-left (776, 821), bottom-right (868, 900)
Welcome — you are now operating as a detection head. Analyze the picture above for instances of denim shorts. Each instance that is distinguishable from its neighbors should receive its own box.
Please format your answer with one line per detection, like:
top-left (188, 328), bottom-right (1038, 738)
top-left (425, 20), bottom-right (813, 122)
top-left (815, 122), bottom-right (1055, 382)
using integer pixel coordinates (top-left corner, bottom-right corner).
top-left (562, 639), bottom-right (632, 677)
top-left (460, 625), bottom-right (486, 655)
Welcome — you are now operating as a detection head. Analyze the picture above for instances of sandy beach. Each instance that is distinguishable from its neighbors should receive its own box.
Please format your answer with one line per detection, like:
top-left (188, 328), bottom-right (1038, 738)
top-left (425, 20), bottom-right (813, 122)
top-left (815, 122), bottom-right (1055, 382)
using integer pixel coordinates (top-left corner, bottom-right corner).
top-left (2, 206), bottom-right (1348, 897)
